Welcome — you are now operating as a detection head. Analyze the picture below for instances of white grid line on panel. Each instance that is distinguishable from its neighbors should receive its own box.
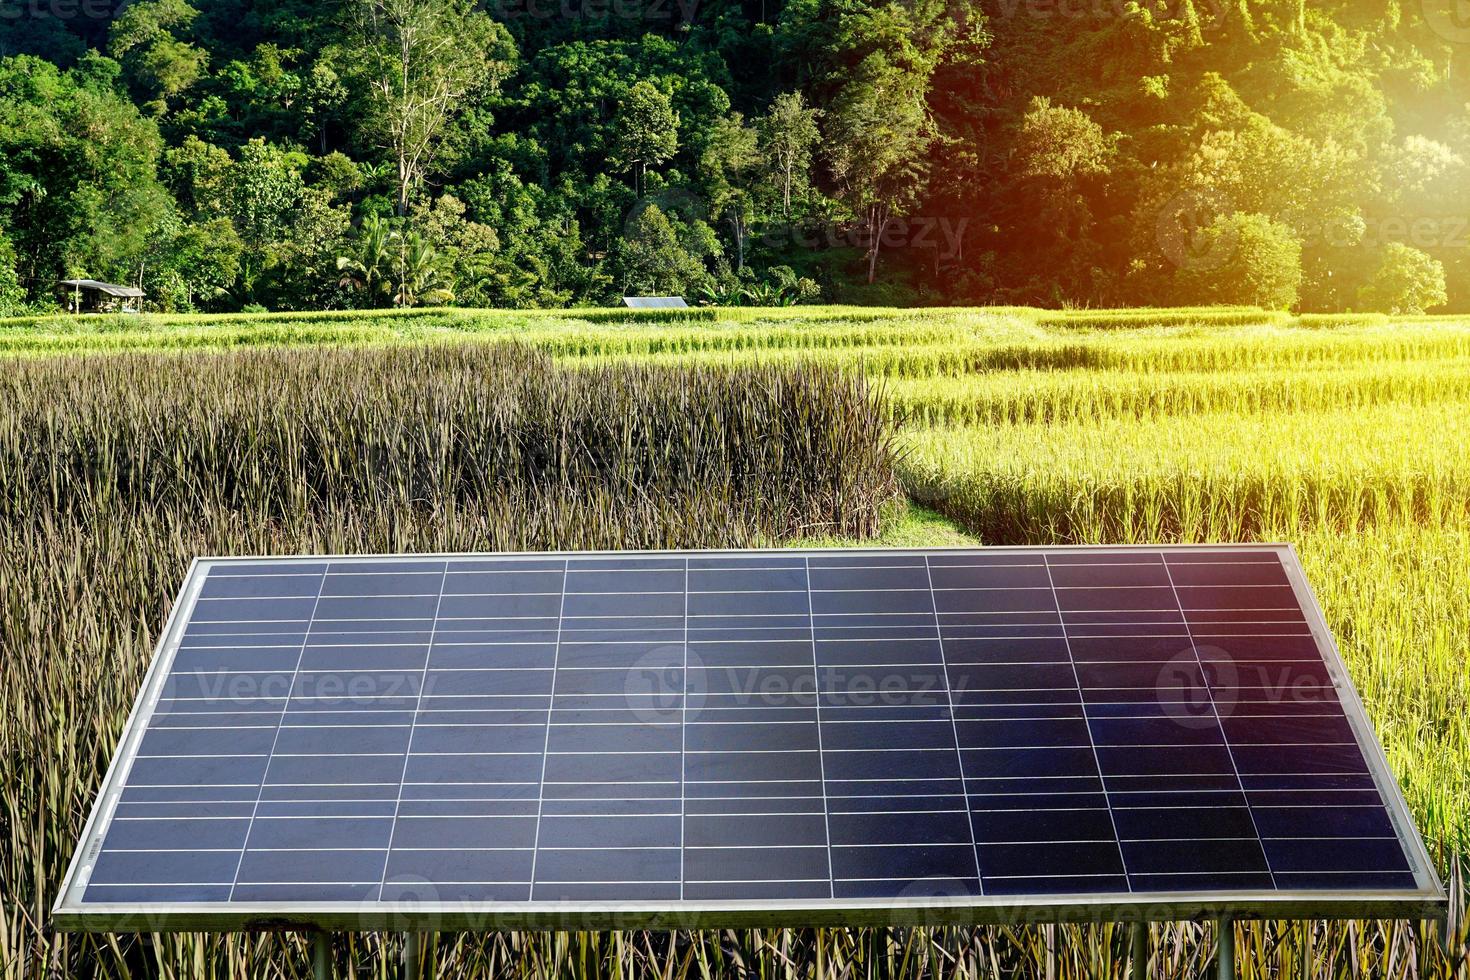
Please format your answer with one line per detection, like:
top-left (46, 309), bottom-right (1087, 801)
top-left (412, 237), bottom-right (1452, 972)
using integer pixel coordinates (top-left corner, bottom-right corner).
top-left (924, 555), bottom-right (984, 894)
top-left (680, 558), bottom-right (689, 900)
top-left (526, 560), bottom-right (571, 900)
top-left (804, 557), bottom-right (837, 899)
top-left (1042, 553), bottom-right (1133, 893)
top-left (375, 561), bottom-right (449, 900)
top-left (224, 566), bottom-right (328, 902)
top-left (1160, 555), bottom-right (1279, 890)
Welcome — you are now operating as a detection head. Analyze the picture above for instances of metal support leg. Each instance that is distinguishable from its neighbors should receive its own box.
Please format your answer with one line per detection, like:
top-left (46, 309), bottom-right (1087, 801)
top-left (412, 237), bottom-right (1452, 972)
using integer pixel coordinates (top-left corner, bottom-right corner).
top-left (1300, 920), bottom-right (1312, 980)
top-left (1130, 921), bottom-right (1148, 980)
top-left (1044, 923), bottom-right (1057, 980)
top-left (1216, 917), bottom-right (1235, 980)
top-left (312, 933), bottom-right (331, 980)
top-left (404, 931), bottom-right (419, 980)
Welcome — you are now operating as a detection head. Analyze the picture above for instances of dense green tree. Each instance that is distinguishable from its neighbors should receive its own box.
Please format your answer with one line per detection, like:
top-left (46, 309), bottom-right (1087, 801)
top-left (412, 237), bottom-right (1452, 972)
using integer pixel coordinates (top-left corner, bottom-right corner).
top-left (701, 113), bottom-right (760, 270)
top-left (345, 0), bottom-right (514, 215)
top-left (617, 202), bottom-right (707, 295)
top-left (999, 97), bottom-right (1117, 299)
top-left (0, 55), bottom-right (170, 299)
top-left (1012, 98), bottom-right (1116, 184)
top-left (390, 232), bottom-right (454, 306)
top-left (510, 37), bottom-right (731, 184)
top-left (109, 0), bottom-right (209, 112)
top-left (0, 9), bottom-right (89, 66)
top-left (1175, 212), bottom-right (1304, 310)
top-left (338, 211), bottom-right (455, 307)
top-left (256, 186), bottom-right (352, 308)
top-left (145, 214), bottom-right (242, 309)
top-left (337, 213), bottom-right (396, 303)
top-left (757, 92), bottom-right (820, 219)
top-left (163, 135), bottom-right (233, 218)
top-left (803, 0), bottom-right (946, 283)
top-left (0, 229), bottom-right (23, 315)
top-left (408, 193), bottom-right (498, 300)
top-left (225, 138), bottom-right (304, 298)
top-left (1357, 243), bottom-right (1448, 314)
top-left (611, 80), bottom-right (679, 197)
top-left (457, 158), bottom-right (601, 306)
top-left (4, 0), bottom-right (1470, 311)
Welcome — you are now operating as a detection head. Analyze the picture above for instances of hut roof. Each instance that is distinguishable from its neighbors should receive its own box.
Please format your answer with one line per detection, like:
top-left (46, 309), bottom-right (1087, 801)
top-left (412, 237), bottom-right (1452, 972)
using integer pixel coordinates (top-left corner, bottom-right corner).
top-left (59, 279), bottom-right (145, 299)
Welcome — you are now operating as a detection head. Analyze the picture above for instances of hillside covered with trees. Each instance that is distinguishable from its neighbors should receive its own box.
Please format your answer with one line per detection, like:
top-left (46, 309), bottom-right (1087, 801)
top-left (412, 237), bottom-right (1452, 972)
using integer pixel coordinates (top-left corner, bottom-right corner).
top-left (1, 0), bottom-right (1468, 311)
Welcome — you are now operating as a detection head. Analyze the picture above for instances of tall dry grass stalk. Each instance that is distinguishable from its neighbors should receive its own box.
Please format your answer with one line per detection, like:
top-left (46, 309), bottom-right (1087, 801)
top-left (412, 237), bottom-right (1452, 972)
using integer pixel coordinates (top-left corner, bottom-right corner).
top-left (0, 343), bottom-right (899, 978)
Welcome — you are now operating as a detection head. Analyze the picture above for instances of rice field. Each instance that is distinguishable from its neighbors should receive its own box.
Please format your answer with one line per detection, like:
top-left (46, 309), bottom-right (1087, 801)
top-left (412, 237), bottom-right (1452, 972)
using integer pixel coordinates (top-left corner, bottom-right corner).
top-left (2, 305), bottom-right (1468, 979)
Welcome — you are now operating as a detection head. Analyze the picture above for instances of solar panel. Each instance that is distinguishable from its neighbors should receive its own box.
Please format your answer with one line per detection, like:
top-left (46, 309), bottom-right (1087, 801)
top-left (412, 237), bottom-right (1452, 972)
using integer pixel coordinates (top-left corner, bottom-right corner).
top-left (54, 546), bottom-right (1443, 931)
top-left (623, 296), bottom-right (689, 309)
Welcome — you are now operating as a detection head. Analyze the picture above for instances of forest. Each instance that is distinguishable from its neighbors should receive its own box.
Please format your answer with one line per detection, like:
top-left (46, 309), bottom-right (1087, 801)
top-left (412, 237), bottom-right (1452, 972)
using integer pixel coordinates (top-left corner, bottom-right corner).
top-left (1, 0), bottom-right (1468, 312)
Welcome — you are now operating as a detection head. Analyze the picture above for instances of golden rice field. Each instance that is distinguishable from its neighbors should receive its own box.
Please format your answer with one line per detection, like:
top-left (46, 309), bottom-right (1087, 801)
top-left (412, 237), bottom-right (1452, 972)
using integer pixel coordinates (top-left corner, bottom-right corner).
top-left (2, 305), bottom-right (1467, 979)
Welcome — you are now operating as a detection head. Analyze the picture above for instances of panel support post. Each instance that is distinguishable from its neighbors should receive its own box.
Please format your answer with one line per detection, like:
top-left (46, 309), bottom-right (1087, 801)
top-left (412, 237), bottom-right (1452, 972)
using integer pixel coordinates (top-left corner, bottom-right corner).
top-left (1130, 921), bottom-right (1148, 980)
top-left (1216, 917), bottom-right (1235, 980)
top-left (312, 932), bottom-right (332, 980)
top-left (404, 931), bottom-right (419, 980)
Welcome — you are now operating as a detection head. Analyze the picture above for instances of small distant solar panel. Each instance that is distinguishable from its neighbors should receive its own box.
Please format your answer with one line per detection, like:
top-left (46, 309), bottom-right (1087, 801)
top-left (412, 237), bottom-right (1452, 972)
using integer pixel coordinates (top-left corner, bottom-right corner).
top-left (55, 547), bottom-right (1443, 931)
top-left (623, 296), bottom-right (689, 309)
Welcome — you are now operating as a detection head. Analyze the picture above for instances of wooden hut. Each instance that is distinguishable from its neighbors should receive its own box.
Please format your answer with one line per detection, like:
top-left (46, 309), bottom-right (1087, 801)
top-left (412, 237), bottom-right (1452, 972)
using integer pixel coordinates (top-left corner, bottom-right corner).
top-left (58, 280), bottom-right (145, 314)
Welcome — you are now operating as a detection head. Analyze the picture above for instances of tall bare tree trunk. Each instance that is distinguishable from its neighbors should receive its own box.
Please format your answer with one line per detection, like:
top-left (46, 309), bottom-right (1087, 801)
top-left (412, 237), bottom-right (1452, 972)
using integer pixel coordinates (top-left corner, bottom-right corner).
top-left (866, 203), bottom-right (889, 285)
top-left (731, 213), bottom-right (746, 271)
top-left (397, 152), bottom-right (411, 216)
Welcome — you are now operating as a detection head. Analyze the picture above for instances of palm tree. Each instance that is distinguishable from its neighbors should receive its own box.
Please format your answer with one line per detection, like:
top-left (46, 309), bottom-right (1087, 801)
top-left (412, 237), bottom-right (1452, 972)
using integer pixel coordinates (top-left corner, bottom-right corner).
top-left (336, 214), bottom-right (394, 304)
top-left (392, 232), bottom-right (454, 307)
top-left (339, 217), bottom-right (455, 308)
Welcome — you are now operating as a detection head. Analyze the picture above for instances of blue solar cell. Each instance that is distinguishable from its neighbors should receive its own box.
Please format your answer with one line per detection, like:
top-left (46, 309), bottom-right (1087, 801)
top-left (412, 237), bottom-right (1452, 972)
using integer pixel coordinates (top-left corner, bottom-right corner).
top-left (55, 547), bottom-right (1442, 929)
